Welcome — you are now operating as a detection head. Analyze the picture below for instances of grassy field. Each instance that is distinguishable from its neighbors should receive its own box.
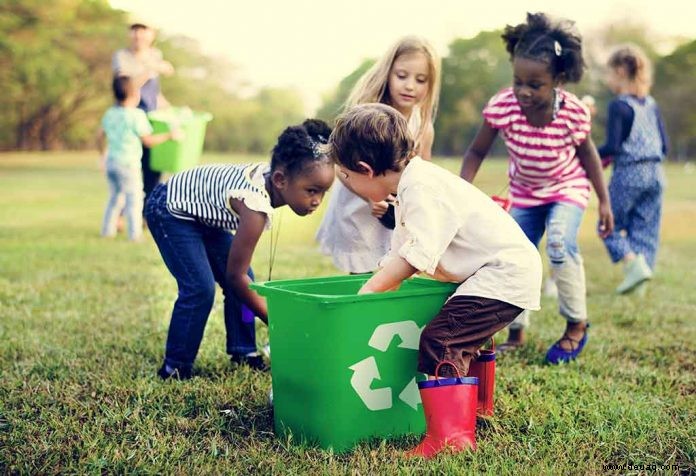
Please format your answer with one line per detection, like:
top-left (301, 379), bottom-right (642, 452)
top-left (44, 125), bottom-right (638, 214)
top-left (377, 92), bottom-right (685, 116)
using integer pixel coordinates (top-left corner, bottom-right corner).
top-left (1, 152), bottom-right (694, 475)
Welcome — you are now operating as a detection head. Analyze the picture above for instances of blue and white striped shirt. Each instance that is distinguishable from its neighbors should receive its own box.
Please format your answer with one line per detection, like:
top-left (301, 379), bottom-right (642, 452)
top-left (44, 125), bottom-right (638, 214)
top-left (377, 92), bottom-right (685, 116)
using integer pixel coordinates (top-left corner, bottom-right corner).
top-left (166, 163), bottom-right (273, 231)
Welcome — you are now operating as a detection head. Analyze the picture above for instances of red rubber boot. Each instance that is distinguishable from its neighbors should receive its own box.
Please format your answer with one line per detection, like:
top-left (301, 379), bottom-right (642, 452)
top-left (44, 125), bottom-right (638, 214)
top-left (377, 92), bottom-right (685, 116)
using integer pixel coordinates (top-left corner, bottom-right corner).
top-left (467, 342), bottom-right (496, 417)
top-left (407, 362), bottom-right (478, 458)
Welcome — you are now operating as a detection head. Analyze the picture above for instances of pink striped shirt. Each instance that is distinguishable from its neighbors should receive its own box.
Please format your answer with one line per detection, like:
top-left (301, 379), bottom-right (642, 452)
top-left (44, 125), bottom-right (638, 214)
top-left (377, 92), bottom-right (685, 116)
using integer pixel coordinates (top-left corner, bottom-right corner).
top-left (483, 87), bottom-right (592, 209)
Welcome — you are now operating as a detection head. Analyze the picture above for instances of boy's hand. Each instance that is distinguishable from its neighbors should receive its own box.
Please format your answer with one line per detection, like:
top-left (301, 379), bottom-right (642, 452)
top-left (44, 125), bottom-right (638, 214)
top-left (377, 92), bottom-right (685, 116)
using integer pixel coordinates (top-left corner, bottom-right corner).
top-left (358, 257), bottom-right (417, 294)
top-left (358, 283), bottom-right (375, 294)
top-left (370, 200), bottom-right (389, 218)
top-left (370, 194), bottom-right (396, 218)
top-left (597, 200), bottom-right (614, 238)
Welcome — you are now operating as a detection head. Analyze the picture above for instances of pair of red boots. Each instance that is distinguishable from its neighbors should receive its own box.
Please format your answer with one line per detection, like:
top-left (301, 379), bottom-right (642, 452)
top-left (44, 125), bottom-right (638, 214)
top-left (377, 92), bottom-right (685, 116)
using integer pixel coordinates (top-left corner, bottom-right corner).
top-left (407, 345), bottom-right (496, 458)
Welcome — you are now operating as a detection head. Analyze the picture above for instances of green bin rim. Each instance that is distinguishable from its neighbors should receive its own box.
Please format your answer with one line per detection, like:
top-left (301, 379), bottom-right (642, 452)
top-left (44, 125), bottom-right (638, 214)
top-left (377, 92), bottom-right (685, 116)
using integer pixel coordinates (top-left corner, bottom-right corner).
top-left (147, 110), bottom-right (213, 123)
top-left (250, 274), bottom-right (457, 303)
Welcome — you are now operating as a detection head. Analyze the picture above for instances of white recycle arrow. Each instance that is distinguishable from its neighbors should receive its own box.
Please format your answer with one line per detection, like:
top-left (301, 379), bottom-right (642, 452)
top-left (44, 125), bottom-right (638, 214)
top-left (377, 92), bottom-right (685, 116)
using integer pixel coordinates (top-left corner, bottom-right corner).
top-left (368, 321), bottom-right (423, 352)
top-left (348, 356), bottom-right (392, 411)
top-left (398, 377), bottom-right (421, 410)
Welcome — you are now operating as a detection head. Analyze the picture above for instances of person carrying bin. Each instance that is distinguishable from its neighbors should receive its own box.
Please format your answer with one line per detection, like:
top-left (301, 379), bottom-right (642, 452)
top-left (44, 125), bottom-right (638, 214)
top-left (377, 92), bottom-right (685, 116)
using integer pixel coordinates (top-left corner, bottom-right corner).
top-left (326, 103), bottom-right (542, 458)
top-left (112, 21), bottom-right (175, 208)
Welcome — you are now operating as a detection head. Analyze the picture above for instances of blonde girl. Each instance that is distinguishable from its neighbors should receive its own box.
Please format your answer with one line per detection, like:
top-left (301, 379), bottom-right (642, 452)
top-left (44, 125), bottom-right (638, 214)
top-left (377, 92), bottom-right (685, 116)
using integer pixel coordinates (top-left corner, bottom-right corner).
top-left (317, 36), bottom-right (441, 273)
top-left (598, 44), bottom-right (669, 294)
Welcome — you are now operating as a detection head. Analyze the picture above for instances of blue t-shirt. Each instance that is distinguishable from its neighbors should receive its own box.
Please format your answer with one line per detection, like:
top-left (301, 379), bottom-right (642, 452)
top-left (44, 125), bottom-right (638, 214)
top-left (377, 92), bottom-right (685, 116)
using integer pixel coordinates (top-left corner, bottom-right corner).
top-left (101, 106), bottom-right (153, 168)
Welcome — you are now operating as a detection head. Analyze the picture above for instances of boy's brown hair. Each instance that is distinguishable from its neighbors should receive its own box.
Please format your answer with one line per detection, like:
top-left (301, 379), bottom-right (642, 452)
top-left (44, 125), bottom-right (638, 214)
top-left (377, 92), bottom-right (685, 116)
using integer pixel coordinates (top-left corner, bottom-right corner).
top-left (327, 103), bottom-right (414, 175)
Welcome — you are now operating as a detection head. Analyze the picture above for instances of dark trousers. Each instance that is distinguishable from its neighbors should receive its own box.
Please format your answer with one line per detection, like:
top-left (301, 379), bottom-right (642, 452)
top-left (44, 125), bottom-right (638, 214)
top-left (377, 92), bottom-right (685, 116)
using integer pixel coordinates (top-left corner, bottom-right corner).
top-left (145, 184), bottom-right (257, 371)
top-left (141, 146), bottom-right (161, 210)
top-left (418, 296), bottom-right (523, 377)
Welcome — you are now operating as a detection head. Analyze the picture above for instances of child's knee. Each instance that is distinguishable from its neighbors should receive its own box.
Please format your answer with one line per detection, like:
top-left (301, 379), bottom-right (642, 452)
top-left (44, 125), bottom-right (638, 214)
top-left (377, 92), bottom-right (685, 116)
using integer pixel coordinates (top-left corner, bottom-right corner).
top-left (546, 220), bottom-right (578, 266)
top-left (183, 283), bottom-right (216, 310)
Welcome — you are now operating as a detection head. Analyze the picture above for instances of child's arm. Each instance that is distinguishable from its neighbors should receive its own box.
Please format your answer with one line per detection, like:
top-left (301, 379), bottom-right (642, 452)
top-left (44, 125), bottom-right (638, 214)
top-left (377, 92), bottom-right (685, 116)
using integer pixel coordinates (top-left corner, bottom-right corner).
top-left (359, 256), bottom-right (417, 294)
top-left (225, 200), bottom-right (269, 323)
top-left (656, 105), bottom-right (670, 156)
top-left (96, 129), bottom-right (107, 170)
top-left (576, 138), bottom-right (615, 238)
top-left (362, 185), bottom-right (459, 294)
top-left (419, 122), bottom-right (435, 161)
top-left (140, 129), bottom-right (182, 148)
top-left (460, 122), bottom-right (498, 182)
top-left (597, 99), bottom-right (630, 168)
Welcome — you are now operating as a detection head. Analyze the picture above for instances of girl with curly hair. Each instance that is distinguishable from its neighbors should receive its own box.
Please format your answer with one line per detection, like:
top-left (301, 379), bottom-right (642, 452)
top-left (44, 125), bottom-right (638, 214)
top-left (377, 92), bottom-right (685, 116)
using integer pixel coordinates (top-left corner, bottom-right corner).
top-left (460, 12), bottom-right (614, 364)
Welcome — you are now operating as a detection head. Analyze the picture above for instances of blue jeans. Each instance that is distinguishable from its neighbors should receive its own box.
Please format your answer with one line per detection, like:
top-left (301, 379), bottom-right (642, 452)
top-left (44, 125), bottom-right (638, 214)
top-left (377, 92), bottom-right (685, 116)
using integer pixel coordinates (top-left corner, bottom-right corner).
top-left (145, 183), bottom-right (257, 371)
top-left (509, 202), bottom-right (587, 329)
top-left (101, 165), bottom-right (143, 241)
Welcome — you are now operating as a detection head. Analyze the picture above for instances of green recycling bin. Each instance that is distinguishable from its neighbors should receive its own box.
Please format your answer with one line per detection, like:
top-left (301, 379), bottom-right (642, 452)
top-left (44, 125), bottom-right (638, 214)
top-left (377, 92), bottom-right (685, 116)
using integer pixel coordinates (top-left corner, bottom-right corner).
top-left (148, 107), bottom-right (213, 173)
top-left (250, 274), bottom-right (457, 452)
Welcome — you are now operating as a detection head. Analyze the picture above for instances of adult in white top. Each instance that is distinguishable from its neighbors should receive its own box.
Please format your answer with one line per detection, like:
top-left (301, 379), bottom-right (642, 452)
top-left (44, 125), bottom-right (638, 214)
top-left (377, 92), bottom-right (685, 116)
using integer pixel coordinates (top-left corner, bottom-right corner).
top-left (112, 22), bottom-right (175, 207)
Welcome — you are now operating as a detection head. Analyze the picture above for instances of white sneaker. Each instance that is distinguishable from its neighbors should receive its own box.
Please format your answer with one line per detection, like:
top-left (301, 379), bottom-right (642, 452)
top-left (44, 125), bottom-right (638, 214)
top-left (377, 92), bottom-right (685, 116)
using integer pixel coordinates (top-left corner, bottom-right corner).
top-left (616, 254), bottom-right (652, 294)
top-left (260, 343), bottom-right (271, 360)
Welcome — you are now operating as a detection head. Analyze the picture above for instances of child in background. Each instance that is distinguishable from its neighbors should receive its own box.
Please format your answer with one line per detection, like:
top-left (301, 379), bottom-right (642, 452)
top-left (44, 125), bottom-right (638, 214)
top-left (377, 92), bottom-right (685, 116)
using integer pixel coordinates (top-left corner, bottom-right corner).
top-left (145, 120), bottom-right (334, 380)
top-left (112, 22), bottom-right (175, 207)
top-left (598, 45), bottom-right (669, 294)
top-left (328, 103), bottom-right (541, 457)
top-left (460, 13), bottom-right (614, 364)
top-left (98, 76), bottom-right (180, 241)
top-left (316, 36), bottom-right (441, 273)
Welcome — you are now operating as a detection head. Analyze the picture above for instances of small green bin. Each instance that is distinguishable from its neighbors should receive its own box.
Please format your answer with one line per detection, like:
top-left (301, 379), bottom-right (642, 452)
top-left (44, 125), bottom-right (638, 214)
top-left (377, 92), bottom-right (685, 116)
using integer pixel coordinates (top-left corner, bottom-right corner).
top-left (148, 108), bottom-right (212, 173)
top-left (250, 274), bottom-right (457, 452)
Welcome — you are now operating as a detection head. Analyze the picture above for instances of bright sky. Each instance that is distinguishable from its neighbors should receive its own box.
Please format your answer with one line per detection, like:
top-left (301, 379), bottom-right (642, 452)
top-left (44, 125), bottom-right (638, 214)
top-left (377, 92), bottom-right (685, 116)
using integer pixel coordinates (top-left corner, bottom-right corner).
top-left (110, 0), bottom-right (695, 113)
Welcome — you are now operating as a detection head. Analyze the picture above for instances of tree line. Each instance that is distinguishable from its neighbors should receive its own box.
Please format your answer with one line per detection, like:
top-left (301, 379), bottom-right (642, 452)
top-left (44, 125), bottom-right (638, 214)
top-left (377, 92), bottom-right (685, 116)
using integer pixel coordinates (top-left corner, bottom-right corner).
top-left (2, 0), bottom-right (694, 159)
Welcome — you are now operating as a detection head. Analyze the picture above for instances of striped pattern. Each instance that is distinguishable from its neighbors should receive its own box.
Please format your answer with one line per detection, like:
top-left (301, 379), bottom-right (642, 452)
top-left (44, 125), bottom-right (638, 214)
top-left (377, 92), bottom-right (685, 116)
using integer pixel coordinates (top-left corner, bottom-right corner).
top-left (484, 87), bottom-right (592, 209)
top-left (166, 163), bottom-right (271, 231)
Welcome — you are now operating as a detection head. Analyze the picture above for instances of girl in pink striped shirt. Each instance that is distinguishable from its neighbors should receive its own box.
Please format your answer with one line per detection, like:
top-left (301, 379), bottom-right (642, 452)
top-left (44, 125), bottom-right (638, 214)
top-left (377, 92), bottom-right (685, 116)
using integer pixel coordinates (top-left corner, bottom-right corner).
top-left (461, 12), bottom-right (614, 364)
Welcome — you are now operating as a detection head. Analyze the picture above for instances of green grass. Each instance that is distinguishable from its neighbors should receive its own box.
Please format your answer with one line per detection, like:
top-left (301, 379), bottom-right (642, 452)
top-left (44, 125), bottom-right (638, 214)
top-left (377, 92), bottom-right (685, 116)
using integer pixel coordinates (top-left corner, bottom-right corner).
top-left (1, 152), bottom-right (694, 474)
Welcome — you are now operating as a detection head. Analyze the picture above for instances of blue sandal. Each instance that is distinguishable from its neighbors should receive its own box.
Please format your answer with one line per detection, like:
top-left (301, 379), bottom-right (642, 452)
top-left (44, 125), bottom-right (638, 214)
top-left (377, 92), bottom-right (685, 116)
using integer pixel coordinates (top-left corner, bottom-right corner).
top-left (545, 323), bottom-right (590, 365)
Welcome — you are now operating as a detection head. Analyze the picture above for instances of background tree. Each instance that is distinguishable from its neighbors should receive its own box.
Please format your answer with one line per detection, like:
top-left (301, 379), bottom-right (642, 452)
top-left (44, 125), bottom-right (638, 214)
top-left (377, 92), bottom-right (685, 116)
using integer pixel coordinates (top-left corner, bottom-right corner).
top-left (654, 39), bottom-right (696, 159)
top-left (0, 0), bottom-right (305, 154)
top-left (316, 59), bottom-right (374, 123)
top-left (0, 2), bottom-right (694, 158)
top-left (435, 30), bottom-right (511, 156)
top-left (0, 0), bottom-right (124, 150)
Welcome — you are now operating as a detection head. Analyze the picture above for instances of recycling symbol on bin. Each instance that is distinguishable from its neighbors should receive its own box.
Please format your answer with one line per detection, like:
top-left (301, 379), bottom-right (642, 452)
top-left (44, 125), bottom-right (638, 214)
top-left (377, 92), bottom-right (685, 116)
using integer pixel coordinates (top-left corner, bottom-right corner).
top-left (348, 321), bottom-right (423, 411)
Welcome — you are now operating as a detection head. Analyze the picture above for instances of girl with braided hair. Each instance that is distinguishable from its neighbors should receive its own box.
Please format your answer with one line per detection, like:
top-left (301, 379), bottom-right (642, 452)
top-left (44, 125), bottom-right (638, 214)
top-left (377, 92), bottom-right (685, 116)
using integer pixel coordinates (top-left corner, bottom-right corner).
top-left (146, 120), bottom-right (335, 379)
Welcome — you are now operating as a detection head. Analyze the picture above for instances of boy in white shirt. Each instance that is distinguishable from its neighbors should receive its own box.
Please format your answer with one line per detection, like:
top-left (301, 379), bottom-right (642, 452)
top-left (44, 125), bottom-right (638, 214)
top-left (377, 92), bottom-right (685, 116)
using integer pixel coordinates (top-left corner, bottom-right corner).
top-left (327, 103), bottom-right (542, 458)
